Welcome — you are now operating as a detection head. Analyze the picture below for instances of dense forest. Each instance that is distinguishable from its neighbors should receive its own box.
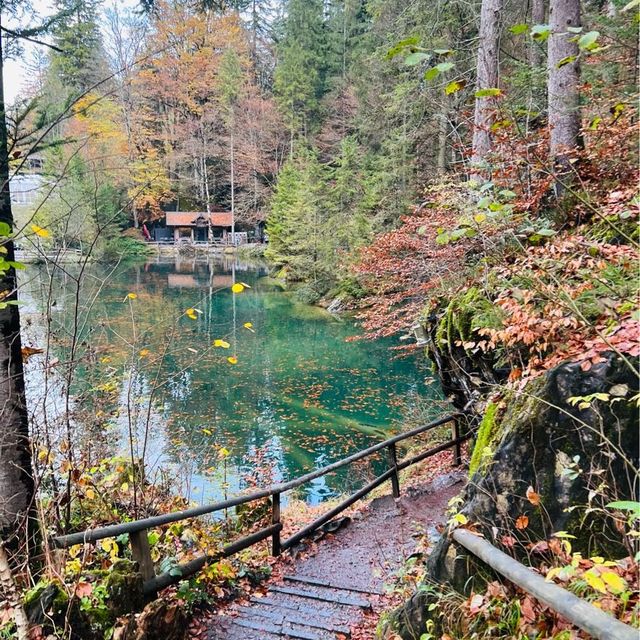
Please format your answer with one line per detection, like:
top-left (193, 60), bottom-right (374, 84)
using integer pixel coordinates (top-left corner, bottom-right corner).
top-left (0, 0), bottom-right (639, 638)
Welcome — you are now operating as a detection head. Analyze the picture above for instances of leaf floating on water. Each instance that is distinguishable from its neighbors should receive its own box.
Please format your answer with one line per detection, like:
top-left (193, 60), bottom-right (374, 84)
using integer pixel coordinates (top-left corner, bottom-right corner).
top-left (214, 339), bottom-right (230, 348)
top-left (227, 356), bottom-right (238, 364)
top-left (126, 292), bottom-right (137, 300)
top-left (243, 322), bottom-right (255, 332)
top-left (185, 308), bottom-right (198, 320)
top-left (231, 283), bottom-right (245, 293)
top-left (139, 349), bottom-right (150, 357)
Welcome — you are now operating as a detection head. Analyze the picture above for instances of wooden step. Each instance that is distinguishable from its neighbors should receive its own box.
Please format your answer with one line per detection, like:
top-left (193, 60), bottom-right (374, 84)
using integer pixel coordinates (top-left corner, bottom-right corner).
top-left (285, 573), bottom-right (384, 596)
top-left (270, 585), bottom-right (371, 609)
top-left (233, 616), bottom-right (333, 640)
top-left (237, 604), bottom-right (351, 635)
top-left (250, 595), bottom-right (339, 619)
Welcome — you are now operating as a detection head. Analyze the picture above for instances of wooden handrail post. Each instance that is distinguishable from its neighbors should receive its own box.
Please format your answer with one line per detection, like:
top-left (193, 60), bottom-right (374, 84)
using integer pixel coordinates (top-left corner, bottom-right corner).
top-left (387, 443), bottom-right (400, 499)
top-left (452, 418), bottom-right (462, 466)
top-left (271, 493), bottom-right (281, 556)
top-left (130, 529), bottom-right (156, 596)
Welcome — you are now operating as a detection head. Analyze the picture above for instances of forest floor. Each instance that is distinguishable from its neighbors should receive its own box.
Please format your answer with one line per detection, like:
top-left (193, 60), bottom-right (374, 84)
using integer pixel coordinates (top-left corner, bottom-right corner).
top-left (187, 465), bottom-right (465, 640)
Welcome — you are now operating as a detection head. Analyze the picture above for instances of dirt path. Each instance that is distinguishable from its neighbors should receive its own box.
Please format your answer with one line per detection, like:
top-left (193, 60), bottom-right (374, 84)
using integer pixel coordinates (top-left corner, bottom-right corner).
top-left (205, 471), bottom-right (465, 640)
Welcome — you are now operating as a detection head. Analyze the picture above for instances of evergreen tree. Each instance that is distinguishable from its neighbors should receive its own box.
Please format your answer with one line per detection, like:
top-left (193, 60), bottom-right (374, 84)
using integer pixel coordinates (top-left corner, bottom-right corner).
top-left (266, 149), bottom-right (331, 295)
top-left (274, 0), bottom-right (328, 140)
top-left (50, 0), bottom-right (109, 93)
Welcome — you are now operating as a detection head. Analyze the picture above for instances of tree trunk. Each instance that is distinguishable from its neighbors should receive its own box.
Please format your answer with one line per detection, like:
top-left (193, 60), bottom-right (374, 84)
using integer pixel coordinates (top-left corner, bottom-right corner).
top-left (230, 127), bottom-right (235, 245)
top-left (0, 21), bottom-right (35, 562)
top-left (548, 0), bottom-right (581, 192)
top-left (529, 0), bottom-right (546, 67)
top-left (470, 0), bottom-right (503, 183)
top-left (437, 109), bottom-right (448, 174)
top-left (0, 541), bottom-right (29, 639)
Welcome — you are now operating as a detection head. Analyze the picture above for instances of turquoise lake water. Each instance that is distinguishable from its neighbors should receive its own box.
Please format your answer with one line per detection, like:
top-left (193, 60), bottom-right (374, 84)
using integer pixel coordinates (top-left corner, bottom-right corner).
top-left (22, 256), bottom-right (444, 504)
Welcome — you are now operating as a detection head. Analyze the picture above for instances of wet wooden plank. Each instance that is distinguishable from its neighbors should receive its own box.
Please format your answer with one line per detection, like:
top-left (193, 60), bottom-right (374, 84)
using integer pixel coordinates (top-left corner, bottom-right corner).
top-left (233, 616), bottom-right (331, 640)
top-left (237, 605), bottom-right (351, 635)
top-left (284, 574), bottom-right (383, 596)
top-left (270, 585), bottom-right (371, 609)
top-left (249, 595), bottom-right (341, 619)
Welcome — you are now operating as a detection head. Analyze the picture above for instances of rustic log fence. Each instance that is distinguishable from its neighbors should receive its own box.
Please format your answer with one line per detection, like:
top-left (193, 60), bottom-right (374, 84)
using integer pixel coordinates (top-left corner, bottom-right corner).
top-left (51, 413), bottom-right (465, 596)
top-left (49, 412), bottom-right (639, 639)
top-left (452, 529), bottom-right (638, 640)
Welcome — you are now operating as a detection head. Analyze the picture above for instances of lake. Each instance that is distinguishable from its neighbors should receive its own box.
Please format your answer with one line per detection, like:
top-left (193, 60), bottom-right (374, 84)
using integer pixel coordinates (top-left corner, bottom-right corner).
top-left (21, 255), bottom-right (444, 504)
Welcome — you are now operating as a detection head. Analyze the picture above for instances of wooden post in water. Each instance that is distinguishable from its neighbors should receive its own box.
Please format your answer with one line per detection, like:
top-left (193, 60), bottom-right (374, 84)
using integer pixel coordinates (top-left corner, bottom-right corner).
top-left (387, 443), bottom-right (400, 499)
top-left (271, 493), bottom-right (281, 556)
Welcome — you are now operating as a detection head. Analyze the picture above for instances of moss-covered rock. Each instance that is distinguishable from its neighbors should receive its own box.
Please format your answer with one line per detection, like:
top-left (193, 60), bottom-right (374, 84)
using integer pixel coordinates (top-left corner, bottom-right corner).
top-left (24, 561), bottom-right (145, 640)
top-left (387, 352), bottom-right (639, 640)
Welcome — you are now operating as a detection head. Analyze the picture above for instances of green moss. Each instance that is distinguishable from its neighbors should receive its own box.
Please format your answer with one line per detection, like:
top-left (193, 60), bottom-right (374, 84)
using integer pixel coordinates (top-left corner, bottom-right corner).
top-left (468, 402), bottom-right (499, 477)
top-left (434, 286), bottom-right (504, 351)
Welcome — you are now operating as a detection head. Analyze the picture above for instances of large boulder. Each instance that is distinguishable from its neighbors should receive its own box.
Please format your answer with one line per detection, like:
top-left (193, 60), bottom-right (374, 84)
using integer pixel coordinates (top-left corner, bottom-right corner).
top-left (386, 351), bottom-right (639, 639)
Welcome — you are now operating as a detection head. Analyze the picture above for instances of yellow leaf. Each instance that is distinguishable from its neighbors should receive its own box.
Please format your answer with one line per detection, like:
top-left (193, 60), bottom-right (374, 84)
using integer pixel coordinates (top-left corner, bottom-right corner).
top-left (227, 356), bottom-right (238, 364)
top-left (31, 224), bottom-right (50, 238)
top-left (474, 213), bottom-right (487, 224)
top-left (231, 283), bottom-right (245, 293)
top-left (213, 339), bottom-right (230, 348)
top-left (139, 349), bottom-right (150, 357)
top-left (545, 567), bottom-right (561, 582)
top-left (218, 447), bottom-right (230, 457)
top-left (202, 428), bottom-right (212, 436)
top-left (243, 322), bottom-right (254, 332)
top-left (85, 488), bottom-right (96, 500)
top-left (185, 308), bottom-right (198, 320)
top-left (584, 570), bottom-right (607, 593)
top-left (100, 539), bottom-right (118, 556)
top-left (69, 545), bottom-right (82, 559)
top-left (601, 571), bottom-right (626, 594)
top-left (127, 292), bottom-right (137, 299)
top-left (120, 482), bottom-right (129, 492)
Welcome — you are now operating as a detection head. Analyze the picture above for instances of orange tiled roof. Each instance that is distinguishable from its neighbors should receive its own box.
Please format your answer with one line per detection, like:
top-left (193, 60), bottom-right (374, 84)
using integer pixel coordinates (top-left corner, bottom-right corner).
top-left (165, 211), bottom-right (232, 227)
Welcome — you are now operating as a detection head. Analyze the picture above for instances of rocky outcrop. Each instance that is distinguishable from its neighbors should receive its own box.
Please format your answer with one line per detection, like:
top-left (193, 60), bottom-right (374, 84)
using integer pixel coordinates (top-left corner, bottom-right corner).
top-left (385, 351), bottom-right (639, 639)
top-left (422, 288), bottom-right (507, 417)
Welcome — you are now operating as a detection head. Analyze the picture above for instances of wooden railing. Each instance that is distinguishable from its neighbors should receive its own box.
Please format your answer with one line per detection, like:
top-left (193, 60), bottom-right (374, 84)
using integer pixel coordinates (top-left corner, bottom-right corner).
top-left (51, 413), bottom-right (466, 596)
top-left (453, 529), bottom-right (638, 640)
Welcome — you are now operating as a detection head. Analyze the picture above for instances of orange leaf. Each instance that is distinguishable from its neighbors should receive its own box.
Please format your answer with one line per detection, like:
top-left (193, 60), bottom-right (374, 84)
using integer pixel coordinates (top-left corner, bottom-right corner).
top-left (75, 582), bottom-right (93, 597)
top-left (526, 486), bottom-right (541, 506)
top-left (515, 514), bottom-right (529, 530)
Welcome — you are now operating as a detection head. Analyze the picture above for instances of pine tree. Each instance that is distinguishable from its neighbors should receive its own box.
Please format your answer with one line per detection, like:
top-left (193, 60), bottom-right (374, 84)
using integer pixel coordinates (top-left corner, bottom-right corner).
top-left (50, 0), bottom-right (109, 93)
top-left (274, 0), bottom-right (328, 141)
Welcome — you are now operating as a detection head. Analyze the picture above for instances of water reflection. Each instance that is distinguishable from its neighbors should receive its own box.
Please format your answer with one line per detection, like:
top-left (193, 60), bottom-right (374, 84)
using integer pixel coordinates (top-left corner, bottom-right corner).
top-left (21, 256), bottom-right (443, 504)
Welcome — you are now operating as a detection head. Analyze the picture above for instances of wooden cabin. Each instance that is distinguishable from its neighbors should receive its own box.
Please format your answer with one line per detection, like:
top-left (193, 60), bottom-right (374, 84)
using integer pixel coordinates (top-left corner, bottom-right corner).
top-left (160, 211), bottom-right (233, 243)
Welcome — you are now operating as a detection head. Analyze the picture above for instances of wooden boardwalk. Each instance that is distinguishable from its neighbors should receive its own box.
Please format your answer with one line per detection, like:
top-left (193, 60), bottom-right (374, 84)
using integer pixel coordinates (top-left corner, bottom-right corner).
top-left (206, 473), bottom-right (464, 639)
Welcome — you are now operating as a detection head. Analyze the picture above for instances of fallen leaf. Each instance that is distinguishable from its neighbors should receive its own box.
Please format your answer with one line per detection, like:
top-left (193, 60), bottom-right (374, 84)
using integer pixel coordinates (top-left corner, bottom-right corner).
top-left (515, 514), bottom-right (529, 530)
top-left (74, 582), bottom-right (93, 599)
top-left (526, 486), bottom-right (541, 506)
top-left (21, 345), bottom-right (44, 362)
